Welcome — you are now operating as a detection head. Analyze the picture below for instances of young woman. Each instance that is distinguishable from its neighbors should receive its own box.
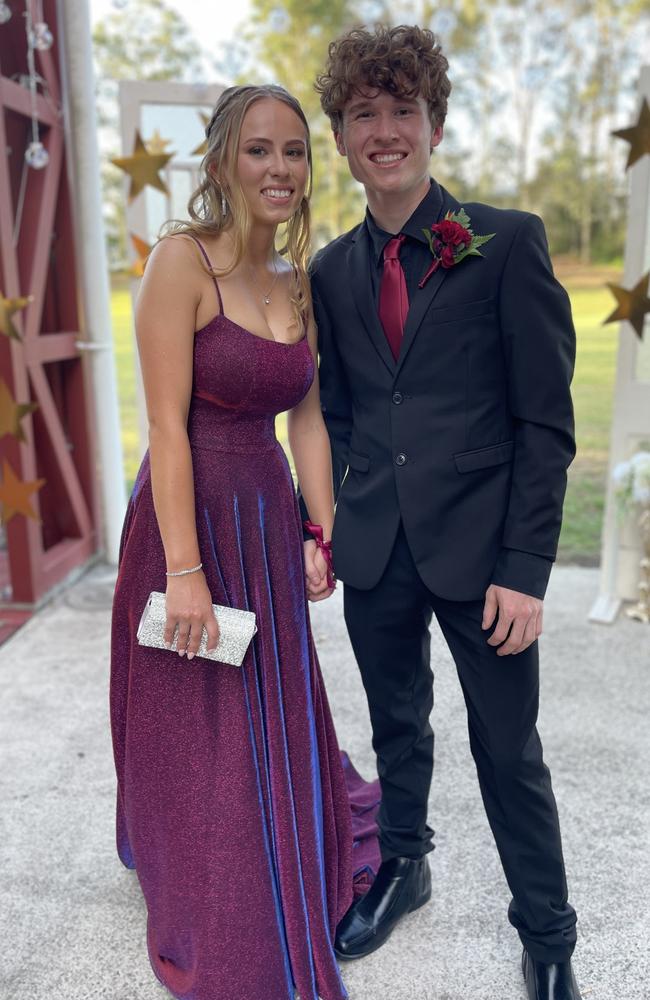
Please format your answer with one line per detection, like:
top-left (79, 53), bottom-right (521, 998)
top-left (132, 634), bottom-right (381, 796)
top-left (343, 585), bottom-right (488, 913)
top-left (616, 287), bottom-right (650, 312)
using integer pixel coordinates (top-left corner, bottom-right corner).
top-left (110, 84), bottom-right (377, 1000)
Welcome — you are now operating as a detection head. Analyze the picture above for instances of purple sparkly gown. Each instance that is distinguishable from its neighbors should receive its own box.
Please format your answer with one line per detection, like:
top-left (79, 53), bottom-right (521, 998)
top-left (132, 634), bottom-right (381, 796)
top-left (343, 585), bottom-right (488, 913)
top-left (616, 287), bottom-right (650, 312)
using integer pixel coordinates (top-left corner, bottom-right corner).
top-left (110, 242), bottom-right (379, 1000)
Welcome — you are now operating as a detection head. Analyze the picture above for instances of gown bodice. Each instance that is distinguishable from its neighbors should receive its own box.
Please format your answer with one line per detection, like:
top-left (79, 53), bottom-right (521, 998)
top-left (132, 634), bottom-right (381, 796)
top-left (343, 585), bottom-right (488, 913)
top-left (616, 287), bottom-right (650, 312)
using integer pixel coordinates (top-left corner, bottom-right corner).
top-left (187, 314), bottom-right (314, 453)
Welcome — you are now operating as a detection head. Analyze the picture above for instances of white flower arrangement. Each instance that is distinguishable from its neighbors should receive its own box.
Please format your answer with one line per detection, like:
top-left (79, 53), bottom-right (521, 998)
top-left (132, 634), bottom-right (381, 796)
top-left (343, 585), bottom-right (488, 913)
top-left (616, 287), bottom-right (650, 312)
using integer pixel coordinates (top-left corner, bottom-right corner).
top-left (612, 449), bottom-right (650, 511)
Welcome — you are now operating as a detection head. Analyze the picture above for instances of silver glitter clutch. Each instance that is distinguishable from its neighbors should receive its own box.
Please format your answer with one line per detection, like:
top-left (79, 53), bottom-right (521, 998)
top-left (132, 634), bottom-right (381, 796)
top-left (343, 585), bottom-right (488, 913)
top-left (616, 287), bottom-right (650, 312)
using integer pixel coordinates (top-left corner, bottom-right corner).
top-left (137, 591), bottom-right (257, 666)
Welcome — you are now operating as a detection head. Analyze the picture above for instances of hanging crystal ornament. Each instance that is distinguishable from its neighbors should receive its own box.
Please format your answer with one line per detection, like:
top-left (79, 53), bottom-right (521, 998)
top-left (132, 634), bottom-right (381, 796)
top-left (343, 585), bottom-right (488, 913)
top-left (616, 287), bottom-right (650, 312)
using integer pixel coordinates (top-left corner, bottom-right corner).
top-left (23, 0), bottom-right (49, 170)
top-left (28, 0), bottom-right (52, 49)
top-left (29, 21), bottom-right (53, 50)
top-left (25, 140), bottom-right (48, 168)
top-left (0, 3), bottom-right (12, 25)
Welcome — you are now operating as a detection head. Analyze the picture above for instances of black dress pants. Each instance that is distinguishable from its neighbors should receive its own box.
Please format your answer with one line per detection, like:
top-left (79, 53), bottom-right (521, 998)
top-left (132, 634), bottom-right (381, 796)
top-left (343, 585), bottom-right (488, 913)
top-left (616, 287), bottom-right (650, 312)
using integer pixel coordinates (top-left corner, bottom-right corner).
top-left (342, 523), bottom-right (577, 963)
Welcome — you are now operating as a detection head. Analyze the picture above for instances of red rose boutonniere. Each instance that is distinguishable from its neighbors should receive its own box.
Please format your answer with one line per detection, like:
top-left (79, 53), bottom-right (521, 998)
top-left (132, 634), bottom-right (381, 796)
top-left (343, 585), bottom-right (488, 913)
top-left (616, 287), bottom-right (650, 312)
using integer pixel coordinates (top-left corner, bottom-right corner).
top-left (419, 208), bottom-right (495, 288)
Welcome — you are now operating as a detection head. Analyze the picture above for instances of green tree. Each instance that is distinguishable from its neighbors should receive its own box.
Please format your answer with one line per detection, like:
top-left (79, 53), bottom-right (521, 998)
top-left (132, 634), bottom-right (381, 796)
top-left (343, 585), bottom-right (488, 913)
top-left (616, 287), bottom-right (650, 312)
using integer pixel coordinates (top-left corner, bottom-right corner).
top-left (527, 0), bottom-right (649, 260)
top-left (93, 0), bottom-right (203, 117)
top-left (423, 0), bottom-right (649, 258)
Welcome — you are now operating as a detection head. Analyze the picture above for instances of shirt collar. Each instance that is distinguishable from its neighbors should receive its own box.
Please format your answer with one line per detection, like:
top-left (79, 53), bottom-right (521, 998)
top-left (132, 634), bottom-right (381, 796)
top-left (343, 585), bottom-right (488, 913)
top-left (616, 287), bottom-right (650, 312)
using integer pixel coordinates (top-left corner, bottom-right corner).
top-left (365, 179), bottom-right (444, 265)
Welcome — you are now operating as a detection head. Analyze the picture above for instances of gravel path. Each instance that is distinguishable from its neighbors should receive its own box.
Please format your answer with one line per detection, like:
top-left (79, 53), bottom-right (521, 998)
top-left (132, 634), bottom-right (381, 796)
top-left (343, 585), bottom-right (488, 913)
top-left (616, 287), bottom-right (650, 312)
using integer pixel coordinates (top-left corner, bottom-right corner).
top-left (1, 564), bottom-right (647, 1000)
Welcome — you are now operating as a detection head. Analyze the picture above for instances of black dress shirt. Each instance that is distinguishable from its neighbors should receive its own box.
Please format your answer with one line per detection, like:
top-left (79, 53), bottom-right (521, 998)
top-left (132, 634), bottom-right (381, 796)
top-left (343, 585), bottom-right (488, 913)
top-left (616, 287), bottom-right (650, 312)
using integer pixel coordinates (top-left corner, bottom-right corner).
top-left (365, 179), bottom-right (444, 306)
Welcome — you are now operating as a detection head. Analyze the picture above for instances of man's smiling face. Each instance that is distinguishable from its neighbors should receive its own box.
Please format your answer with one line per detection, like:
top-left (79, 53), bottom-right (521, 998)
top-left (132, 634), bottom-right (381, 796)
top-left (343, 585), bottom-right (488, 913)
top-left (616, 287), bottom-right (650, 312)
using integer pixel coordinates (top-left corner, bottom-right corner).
top-left (335, 90), bottom-right (442, 200)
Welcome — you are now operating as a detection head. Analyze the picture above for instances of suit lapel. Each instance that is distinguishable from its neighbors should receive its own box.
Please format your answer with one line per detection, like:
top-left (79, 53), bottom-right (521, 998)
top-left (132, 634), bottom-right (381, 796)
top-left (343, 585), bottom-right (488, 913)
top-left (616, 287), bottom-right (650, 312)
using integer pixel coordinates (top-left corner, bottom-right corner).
top-left (395, 187), bottom-right (461, 378)
top-left (345, 184), bottom-right (463, 380)
top-left (348, 226), bottom-right (396, 375)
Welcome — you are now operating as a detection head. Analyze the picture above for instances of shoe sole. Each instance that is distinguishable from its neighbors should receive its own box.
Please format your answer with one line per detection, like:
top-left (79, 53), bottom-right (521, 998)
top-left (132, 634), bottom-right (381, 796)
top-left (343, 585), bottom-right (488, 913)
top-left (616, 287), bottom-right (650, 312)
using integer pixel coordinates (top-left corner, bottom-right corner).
top-left (334, 886), bottom-right (432, 962)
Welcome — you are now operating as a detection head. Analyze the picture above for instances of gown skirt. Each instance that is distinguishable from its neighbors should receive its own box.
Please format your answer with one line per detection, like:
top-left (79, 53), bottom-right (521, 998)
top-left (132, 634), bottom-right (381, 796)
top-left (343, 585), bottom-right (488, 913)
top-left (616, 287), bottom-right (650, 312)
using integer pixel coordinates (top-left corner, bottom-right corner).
top-left (110, 301), bottom-right (379, 1000)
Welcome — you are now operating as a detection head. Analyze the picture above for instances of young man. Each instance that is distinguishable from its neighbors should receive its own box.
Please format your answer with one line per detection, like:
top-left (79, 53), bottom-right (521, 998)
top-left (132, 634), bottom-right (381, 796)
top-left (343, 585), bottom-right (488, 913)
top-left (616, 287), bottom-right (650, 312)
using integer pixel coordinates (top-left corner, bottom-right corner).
top-left (304, 24), bottom-right (581, 1000)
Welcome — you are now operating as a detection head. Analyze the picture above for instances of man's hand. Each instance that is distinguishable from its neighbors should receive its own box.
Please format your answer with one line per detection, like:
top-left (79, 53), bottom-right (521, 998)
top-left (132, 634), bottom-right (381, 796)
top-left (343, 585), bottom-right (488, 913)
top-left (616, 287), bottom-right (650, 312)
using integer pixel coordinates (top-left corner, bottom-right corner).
top-left (304, 540), bottom-right (335, 602)
top-left (482, 584), bottom-right (543, 656)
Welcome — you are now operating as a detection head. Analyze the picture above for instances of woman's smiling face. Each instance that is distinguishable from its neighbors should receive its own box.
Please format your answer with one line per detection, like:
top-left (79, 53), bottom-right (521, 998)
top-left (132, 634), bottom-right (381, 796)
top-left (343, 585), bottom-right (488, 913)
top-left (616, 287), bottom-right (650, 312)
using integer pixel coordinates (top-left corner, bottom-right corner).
top-left (235, 97), bottom-right (309, 226)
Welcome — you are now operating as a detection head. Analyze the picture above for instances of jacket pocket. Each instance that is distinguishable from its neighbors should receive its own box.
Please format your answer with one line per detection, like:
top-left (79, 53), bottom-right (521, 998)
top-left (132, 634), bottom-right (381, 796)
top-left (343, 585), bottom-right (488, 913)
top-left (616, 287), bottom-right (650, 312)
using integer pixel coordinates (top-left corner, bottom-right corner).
top-left (453, 440), bottom-right (514, 473)
top-left (429, 297), bottom-right (495, 326)
top-left (347, 450), bottom-right (370, 473)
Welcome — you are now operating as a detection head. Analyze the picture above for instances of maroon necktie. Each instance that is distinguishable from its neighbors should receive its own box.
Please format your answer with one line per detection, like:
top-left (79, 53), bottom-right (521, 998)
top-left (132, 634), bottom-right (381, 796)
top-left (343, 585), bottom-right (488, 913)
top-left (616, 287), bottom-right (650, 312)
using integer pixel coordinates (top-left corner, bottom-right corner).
top-left (378, 234), bottom-right (409, 361)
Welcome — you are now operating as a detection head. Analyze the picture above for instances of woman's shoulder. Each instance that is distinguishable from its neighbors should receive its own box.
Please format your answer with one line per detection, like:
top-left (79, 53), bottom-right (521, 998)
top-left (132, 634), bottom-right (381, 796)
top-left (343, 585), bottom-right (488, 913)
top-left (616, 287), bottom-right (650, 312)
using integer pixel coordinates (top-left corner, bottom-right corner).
top-left (147, 231), bottom-right (203, 272)
top-left (137, 233), bottom-right (208, 317)
top-left (142, 232), bottom-right (221, 302)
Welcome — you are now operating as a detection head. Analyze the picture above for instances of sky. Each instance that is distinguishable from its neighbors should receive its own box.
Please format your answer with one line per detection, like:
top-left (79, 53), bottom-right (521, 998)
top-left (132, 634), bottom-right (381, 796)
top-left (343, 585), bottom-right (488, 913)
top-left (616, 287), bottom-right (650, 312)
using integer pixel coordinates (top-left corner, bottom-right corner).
top-left (89, 0), bottom-right (252, 55)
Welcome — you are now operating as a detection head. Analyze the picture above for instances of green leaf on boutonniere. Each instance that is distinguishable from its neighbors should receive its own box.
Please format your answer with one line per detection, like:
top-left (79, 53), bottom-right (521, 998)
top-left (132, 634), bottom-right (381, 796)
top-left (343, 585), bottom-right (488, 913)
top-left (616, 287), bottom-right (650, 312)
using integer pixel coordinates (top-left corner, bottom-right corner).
top-left (471, 233), bottom-right (497, 250)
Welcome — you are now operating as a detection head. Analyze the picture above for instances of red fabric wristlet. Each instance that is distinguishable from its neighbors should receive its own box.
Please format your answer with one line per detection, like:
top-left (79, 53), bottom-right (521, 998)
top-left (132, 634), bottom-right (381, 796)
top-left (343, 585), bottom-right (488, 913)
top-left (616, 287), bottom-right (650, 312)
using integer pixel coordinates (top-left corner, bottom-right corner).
top-left (303, 520), bottom-right (336, 590)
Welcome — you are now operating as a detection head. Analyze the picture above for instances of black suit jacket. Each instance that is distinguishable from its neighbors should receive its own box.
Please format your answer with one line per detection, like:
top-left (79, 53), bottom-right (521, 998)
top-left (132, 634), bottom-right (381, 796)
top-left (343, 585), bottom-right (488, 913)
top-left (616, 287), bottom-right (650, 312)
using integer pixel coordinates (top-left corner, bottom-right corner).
top-left (305, 181), bottom-right (576, 601)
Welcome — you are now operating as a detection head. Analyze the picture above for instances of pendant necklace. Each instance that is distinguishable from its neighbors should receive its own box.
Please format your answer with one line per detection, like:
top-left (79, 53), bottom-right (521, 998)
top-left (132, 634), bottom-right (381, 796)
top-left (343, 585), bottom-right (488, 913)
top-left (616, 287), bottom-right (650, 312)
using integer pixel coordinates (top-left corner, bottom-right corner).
top-left (248, 256), bottom-right (280, 306)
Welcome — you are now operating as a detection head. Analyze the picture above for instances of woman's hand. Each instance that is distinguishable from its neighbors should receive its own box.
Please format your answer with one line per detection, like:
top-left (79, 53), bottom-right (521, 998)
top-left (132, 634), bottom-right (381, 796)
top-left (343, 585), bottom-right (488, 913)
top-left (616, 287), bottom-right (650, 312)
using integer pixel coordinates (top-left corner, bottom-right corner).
top-left (303, 541), bottom-right (335, 602)
top-left (164, 571), bottom-right (220, 659)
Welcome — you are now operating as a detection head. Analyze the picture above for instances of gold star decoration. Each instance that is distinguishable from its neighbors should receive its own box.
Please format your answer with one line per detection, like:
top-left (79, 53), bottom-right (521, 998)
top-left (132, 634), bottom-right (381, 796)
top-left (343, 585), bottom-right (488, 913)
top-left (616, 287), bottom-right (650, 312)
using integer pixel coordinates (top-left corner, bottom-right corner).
top-left (191, 112), bottom-right (212, 157)
top-left (0, 290), bottom-right (33, 341)
top-left (604, 271), bottom-right (650, 340)
top-left (111, 130), bottom-right (173, 202)
top-left (0, 459), bottom-right (45, 524)
top-left (146, 129), bottom-right (173, 155)
top-left (0, 378), bottom-right (38, 442)
top-left (612, 98), bottom-right (650, 170)
top-left (129, 233), bottom-right (153, 278)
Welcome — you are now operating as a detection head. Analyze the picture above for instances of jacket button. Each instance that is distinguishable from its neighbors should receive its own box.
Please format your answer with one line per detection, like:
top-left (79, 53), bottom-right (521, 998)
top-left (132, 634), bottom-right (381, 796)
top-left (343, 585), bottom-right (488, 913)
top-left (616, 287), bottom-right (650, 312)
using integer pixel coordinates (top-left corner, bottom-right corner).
top-left (392, 391), bottom-right (403, 405)
top-left (395, 453), bottom-right (407, 466)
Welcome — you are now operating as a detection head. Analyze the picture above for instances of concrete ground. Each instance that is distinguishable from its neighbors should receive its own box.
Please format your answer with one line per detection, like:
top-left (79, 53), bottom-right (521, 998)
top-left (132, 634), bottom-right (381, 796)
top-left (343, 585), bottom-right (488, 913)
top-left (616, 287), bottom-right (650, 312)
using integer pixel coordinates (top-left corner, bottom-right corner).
top-left (0, 564), bottom-right (648, 1000)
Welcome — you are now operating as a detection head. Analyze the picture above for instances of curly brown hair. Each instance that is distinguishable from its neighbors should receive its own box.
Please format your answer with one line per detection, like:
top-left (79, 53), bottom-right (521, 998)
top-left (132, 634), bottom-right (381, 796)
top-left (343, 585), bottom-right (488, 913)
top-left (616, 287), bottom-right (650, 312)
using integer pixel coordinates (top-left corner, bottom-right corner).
top-left (316, 25), bottom-right (451, 132)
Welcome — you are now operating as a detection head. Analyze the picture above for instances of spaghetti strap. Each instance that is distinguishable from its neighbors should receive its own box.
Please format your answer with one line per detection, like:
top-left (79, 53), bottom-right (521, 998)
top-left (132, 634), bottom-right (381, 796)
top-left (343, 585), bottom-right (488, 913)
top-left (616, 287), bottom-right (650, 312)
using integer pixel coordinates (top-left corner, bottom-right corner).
top-left (188, 234), bottom-right (224, 316)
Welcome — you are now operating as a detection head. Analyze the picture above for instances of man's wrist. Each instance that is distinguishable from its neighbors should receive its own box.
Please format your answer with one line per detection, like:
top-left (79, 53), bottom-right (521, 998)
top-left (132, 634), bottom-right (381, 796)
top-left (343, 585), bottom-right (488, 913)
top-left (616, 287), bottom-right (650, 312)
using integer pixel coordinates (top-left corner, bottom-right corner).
top-left (491, 548), bottom-right (553, 600)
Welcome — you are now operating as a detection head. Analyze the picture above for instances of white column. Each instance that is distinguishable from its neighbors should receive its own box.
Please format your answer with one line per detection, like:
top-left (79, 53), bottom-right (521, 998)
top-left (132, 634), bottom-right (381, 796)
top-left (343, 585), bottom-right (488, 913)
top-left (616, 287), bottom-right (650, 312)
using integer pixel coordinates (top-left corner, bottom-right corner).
top-left (589, 66), bottom-right (650, 623)
top-left (57, 0), bottom-right (126, 564)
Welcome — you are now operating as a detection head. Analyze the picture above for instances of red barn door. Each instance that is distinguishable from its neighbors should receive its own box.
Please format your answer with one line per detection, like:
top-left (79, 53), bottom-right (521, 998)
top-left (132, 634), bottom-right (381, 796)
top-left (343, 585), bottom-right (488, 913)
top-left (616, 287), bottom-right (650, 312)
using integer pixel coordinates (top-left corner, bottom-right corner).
top-left (0, 0), bottom-right (99, 642)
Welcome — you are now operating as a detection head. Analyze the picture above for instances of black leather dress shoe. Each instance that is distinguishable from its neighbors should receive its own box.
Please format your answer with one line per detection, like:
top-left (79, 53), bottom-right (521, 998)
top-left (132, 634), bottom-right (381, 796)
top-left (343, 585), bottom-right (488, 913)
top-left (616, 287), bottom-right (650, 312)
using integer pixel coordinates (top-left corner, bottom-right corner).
top-left (523, 949), bottom-right (582, 1000)
top-left (334, 856), bottom-right (431, 960)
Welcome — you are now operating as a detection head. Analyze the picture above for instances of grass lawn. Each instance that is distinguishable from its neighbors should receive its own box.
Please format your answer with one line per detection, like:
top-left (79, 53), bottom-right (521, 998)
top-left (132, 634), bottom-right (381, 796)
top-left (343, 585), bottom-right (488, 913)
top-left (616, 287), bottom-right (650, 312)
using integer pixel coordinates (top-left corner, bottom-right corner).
top-left (555, 262), bottom-right (618, 564)
top-left (110, 277), bottom-right (140, 495)
top-left (110, 261), bottom-right (620, 565)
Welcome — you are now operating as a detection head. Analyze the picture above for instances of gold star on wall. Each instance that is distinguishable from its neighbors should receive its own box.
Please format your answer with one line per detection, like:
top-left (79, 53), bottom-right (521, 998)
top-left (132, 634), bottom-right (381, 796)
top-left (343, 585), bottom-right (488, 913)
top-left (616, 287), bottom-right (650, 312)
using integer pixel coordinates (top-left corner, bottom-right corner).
top-left (0, 459), bottom-right (45, 524)
top-left (111, 130), bottom-right (173, 202)
top-left (146, 129), bottom-right (173, 155)
top-left (0, 290), bottom-right (33, 341)
top-left (129, 233), bottom-right (153, 278)
top-left (0, 378), bottom-right (38, 442)
top-left (191, 112), bottom-right (212, 157)
top-left (612, 98), bottom-right (650, 170)
top-left (604, 271), bottom-right (650, 340)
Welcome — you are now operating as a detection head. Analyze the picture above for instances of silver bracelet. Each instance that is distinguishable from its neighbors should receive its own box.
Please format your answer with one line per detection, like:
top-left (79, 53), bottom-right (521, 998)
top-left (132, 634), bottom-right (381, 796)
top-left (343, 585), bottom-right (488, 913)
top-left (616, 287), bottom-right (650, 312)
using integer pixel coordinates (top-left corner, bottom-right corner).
top-left (166, 562), bottom-right (203, 577)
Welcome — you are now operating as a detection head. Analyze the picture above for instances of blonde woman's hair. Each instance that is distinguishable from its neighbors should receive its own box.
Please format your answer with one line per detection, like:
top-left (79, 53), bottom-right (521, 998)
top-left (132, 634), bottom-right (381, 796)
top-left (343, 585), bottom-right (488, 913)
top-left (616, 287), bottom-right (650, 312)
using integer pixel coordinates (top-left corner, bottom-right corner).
top-left (163, 84), bottom-right (313, 327)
